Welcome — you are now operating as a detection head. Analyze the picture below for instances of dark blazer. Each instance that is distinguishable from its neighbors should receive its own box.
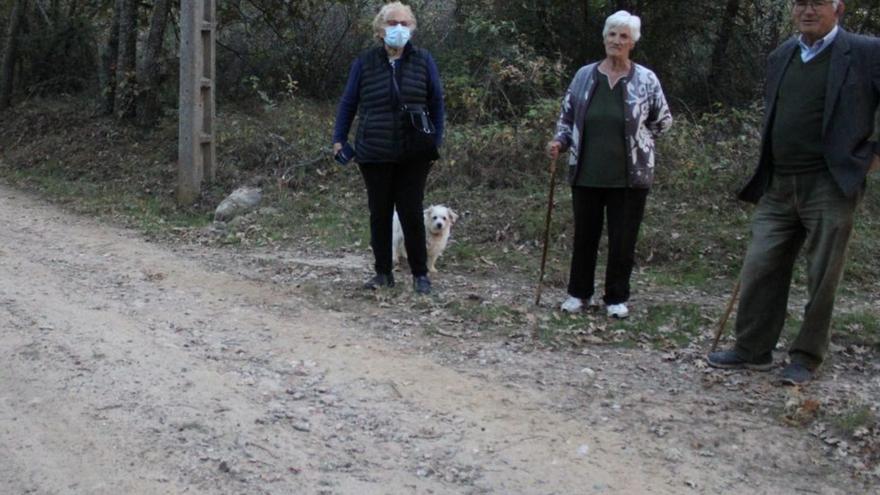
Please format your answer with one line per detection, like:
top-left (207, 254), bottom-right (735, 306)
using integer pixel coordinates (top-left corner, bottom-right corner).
top-left (739, 28), bottom-right (880, 203)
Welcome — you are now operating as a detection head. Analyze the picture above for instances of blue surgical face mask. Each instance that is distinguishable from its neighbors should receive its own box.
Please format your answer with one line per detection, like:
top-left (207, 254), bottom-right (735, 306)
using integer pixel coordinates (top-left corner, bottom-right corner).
top-left (384, 25), bottom-right (411, 48)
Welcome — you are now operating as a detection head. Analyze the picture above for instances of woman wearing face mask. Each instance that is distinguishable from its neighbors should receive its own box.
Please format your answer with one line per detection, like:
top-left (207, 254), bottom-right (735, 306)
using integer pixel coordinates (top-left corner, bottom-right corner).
top-left (333, 1), bottom-right (445, 295)
top-left (547, 11), bottom-right (672, 318)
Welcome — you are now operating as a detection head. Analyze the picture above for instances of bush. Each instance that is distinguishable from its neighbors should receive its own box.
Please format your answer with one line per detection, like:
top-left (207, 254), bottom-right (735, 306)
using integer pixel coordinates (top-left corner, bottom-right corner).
top-left (437, 16), bottom-right (565, 123)
top-left (17, 15), bottom-right (98, 96)
top-left (656, 102), bottom-right (763, 196)
top-left (436, 97), bottom-right (559, 189)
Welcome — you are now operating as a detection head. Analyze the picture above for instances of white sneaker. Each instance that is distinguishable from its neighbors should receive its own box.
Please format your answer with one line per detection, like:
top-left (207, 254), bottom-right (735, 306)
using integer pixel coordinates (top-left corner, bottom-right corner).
top-left (561, 296), bottom-right (598, 312)
top-left (561, 296), bottom-right (583, 313)
top-left (607, 303), bottom-right (629, 319)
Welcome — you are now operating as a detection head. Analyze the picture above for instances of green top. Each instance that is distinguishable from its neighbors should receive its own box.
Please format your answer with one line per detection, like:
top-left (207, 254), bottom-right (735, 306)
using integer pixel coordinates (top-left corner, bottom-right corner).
top-left (576, 72), bottom-right (628, 187)
top-left (771, 46), bottom-right (833, 175)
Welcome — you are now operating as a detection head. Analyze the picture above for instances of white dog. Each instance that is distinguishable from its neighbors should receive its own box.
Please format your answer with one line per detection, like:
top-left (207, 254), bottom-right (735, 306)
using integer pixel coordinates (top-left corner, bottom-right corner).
top-left (392, 204), bottom-right (459, 273)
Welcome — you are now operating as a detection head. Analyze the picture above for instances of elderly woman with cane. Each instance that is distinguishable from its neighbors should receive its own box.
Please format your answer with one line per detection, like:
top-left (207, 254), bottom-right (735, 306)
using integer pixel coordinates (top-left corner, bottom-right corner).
top-left (547, 10), bottom-right (672, 318)
top-left (332, 2), bottom-right (445, 295)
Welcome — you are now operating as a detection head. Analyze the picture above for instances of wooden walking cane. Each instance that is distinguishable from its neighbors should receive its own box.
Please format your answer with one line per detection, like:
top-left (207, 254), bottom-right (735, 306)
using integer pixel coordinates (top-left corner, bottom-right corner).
top-left (535, 157), bottom-right (558, 306)
top-left (710, 278), bottom-right (741, 353)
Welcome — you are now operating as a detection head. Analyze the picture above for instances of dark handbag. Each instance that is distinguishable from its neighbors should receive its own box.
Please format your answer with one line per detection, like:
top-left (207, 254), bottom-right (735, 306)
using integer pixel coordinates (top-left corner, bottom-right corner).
top-left (400, 103), bottom-right (439, 162)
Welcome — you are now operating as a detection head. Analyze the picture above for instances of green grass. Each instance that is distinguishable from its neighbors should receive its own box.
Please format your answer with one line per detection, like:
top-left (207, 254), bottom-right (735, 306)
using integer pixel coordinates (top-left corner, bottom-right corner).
top-left (782, 308), bottom-right (880, 351)
top-left (444, 299), bottom-right (528, 333)
top-left (256, 187), bottom-right (369, 249)
top-left (5, 164), bottom-right (210, 234)
top-left (610, 302), bottom-right (708, 348)
top-left (829, 404), bottom-right (877, 438)
top-left (521, 301), bottom-right (709, 350)
top-left (833, 310), bottom-right (880, 350)
top-left (643, 262), bottom-right (717, 287)
top-left (444, 241), bottom-right (481, 264)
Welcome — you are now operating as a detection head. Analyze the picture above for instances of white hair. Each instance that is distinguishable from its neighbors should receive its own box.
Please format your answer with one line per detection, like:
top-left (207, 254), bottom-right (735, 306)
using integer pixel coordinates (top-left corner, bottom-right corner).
top-left (806, 0), bottom-right (843, 8)
top-left (372, 2), bottom-right (417, 38)
top-left (603, 10), bottom-right (641, 43)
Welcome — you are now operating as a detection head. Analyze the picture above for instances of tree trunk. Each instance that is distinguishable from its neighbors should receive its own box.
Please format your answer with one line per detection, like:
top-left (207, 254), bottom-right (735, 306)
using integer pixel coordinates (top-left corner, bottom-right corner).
top-left (583, 0), bottom-right (589, 28)
top-left (766, 1), bottom-right (786, 55)
top-left (707, 0), bottom-right (741, 95)
top-left (580, 0), bottom-right (590, 61)
top-left (114, 0), bottom-right (138, 120)
top-left (99, 0), bottom-right (122, 115)
top-left (137, 0), bottom-right (171, 127)
top-left (0, 0), bottom-right (27, 110)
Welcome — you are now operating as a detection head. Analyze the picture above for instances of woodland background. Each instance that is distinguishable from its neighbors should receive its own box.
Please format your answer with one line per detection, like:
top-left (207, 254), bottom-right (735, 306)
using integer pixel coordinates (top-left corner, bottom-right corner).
top-left (2, 0), bottom-right (880, 121)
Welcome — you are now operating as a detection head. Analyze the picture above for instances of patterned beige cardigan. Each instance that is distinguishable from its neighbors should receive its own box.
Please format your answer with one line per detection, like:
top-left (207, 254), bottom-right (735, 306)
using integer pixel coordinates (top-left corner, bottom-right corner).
top-left (554, 62), bottom-right (673, 188)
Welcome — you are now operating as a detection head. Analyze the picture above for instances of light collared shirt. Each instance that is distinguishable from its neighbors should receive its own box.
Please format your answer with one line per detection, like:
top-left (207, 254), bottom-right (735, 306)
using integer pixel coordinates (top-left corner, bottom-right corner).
top-left (799, 24), bottom-right (839, 62)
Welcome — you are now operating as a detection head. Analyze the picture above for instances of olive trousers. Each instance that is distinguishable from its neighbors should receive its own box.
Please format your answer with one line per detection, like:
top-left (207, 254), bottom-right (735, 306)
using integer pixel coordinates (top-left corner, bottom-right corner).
top-left (733, 169), bottom-right (861, 369)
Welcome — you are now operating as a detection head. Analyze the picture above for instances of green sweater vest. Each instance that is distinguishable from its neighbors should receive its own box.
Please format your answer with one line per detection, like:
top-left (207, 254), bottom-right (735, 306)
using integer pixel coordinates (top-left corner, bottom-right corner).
top-left (771, 46), bottom-right (833, 175)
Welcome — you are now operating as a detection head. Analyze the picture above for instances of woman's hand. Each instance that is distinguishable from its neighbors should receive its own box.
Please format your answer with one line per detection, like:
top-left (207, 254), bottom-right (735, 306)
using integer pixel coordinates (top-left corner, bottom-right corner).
top-left (333, 142), bottom-right (343, 156)
top-left (546, 140), bottom-right (562, 161)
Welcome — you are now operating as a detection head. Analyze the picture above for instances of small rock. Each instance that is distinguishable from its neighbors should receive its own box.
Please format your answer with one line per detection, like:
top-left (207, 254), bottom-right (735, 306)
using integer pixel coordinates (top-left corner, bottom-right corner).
top-left (214, 187), bottom-right (262, 222)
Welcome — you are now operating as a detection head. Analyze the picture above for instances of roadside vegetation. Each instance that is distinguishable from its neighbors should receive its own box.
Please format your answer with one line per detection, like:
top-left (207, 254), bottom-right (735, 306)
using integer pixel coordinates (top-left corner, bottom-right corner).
top-left (1, 94), bottom-right (878, 350)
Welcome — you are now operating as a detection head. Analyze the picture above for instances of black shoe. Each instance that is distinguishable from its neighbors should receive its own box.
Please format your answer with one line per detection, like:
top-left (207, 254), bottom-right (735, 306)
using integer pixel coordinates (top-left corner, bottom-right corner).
top-left (780, 362), bottom-right (814, 386)
top-left (413, 275), bottom-right (431, 295)
top-left (364, 273), bottom-right (394, 290)
top-left (706, 350), bottom-right (773, 371)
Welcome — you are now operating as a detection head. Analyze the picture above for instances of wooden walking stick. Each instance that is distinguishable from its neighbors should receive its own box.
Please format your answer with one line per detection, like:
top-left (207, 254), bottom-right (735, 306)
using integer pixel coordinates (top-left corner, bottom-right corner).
top-left (710, 278), bottom-right (741, 352)
top-left (535, 157), bottom-right (558, 306)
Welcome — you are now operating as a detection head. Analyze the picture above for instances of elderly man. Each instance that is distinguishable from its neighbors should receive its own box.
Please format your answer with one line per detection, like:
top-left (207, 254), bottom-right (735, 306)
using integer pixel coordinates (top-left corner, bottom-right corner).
top-left (708, 0), bottom-right (880, 385)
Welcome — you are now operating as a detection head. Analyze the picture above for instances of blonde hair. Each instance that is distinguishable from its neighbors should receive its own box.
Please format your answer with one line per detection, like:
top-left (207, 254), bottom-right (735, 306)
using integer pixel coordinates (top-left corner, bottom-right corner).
top-left (603, 10), bottom-right (641, 43)
top-left (372, 2), bottom-right (417, 39)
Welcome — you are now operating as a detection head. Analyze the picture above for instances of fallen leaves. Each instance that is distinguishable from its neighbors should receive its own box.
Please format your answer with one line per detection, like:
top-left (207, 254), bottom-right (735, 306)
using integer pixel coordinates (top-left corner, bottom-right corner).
top-left (782, 394), bottom-right (821, 427)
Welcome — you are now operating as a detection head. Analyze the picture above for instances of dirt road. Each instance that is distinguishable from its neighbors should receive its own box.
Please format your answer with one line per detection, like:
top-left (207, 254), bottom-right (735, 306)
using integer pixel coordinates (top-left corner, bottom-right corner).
top-left (0, 184), bottom-right (872, 494)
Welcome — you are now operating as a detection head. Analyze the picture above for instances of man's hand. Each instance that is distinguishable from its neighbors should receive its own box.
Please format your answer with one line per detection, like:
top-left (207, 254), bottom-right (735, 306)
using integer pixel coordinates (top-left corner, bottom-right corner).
top-left (333, 142), bottom-right (343, 156)
top-left (870, 153), bottom-right (880, 173)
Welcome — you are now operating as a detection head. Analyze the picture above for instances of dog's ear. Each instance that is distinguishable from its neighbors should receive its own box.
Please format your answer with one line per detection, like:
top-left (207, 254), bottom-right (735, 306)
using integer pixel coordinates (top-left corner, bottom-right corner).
top-left (450, 209), bottom-right (459, 224)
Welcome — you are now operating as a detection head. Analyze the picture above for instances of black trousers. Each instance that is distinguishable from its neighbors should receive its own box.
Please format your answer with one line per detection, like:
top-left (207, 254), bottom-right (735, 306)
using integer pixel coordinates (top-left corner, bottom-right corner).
top-left (359, 160), bottom-right (432, 277)
top-left (568, 186), bottom-right (649, 304)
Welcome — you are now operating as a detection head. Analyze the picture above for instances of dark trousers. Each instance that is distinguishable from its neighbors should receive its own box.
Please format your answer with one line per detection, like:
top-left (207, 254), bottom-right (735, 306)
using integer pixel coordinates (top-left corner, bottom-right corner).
top-left (734, 170), bottom-right (860, 368)
top-left (568, 187), bottom-right (649, 305)
top-left (359, 160), bottom-right (431, 277)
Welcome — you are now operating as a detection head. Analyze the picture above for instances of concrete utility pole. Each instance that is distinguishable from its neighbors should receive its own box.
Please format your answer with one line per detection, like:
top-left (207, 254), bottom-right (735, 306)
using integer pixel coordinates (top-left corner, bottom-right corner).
top-left (178, 0), bottom-right (216, 204)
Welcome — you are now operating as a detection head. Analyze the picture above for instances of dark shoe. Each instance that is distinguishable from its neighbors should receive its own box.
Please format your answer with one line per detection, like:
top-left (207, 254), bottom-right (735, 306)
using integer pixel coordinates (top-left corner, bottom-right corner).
top-left (364, 273), bottom-right (394, 290)
top-left (413, 275), bottom-right (431, 295)
top-left (780, 362), bottom-right (814, 386)
top-left (706, 350), bottom-right (773, 371)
